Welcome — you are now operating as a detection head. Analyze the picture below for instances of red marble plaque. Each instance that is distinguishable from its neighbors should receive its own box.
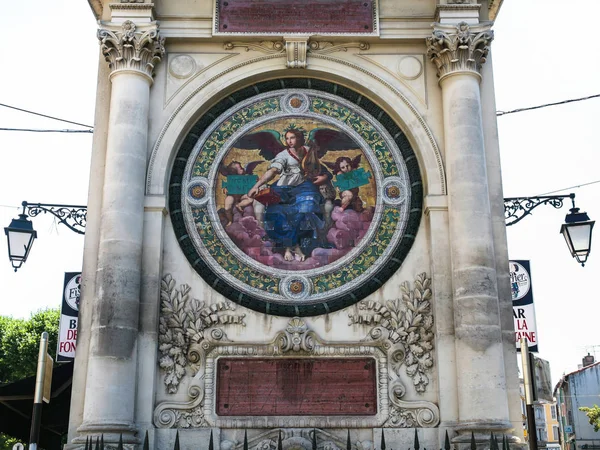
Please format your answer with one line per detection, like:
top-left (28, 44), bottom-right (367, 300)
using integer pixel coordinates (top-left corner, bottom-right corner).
top-left (216, 0), bottom-right (375, 34)
top-left (216, 358), bottom-right (377, 416)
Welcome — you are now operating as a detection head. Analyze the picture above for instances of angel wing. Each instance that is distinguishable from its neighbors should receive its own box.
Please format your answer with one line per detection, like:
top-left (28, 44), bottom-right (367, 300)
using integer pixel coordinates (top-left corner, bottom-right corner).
top-left (244, 160), bottom-right (264, 175)
top-left (351, 154), bottom-right (362, 169)
top-left (232, 130), bottom-right (285, 160)
top-left (321, 160), bottom-right (338, 171)
top-left (307, 128), bottom-right (360, 158)
top-left (218, 162), bottom-right (232, 176)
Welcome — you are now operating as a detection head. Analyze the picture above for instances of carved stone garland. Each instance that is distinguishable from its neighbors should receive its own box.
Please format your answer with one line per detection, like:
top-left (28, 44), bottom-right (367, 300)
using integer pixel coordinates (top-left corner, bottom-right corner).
top-left (97, 20), bottom-right (165, 79)
top-left (349, 273), bottom-right (436, 427)
top-left (155, 274), bottom-right (439, 429)
top-left (426, 21), bottom-right (493, 80)
top-left (158, 274), bottom-right (246, 395)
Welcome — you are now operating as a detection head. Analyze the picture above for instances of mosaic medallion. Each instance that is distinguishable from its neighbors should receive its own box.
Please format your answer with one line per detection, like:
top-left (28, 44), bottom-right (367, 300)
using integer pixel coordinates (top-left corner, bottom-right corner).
top-left (169, 79), bottom-right (422, 316)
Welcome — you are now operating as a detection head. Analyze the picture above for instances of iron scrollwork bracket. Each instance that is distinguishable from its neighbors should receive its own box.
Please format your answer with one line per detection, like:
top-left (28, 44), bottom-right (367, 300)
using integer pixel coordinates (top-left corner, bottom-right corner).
top-left (504, 193), bottom-right (575, 226)
top-left (22, 201), bottom-right (87, 234)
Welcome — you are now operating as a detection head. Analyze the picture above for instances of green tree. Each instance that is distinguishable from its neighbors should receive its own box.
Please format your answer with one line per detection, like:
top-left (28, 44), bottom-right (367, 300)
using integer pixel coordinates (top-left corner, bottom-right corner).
top-left (0, 308), bottom-right (60, 449)
top-left (0, 308), bottom-right (60, 384)
top-left (580, 405), bottom-right (600, 432)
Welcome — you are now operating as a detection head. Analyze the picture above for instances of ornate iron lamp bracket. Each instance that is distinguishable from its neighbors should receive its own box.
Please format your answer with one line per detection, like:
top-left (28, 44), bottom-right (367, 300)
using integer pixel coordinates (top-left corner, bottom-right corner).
top-left (21, 201), bottom-right (87, 235)
top-left (504, 193), bottom-right (575, 226)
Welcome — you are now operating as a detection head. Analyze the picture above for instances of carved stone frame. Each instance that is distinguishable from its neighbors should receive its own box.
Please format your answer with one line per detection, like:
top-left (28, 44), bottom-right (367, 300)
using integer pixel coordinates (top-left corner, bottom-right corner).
top-left (154, 318), bottom-right (440, 429)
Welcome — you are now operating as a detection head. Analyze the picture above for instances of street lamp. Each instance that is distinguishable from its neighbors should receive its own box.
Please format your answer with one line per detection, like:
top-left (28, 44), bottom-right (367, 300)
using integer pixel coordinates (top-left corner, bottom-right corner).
top-left (504, 193), bottom-right (594, 267)
top-left (4, 211), bottom-right (37, 272)
top-left (4, 201), bottom-right (87, 272)
top-left (560, 206), bottom-right (595, 266)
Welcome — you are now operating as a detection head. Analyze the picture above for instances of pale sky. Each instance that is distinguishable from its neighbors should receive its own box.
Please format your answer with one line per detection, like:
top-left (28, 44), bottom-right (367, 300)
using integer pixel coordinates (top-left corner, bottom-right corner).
top-left (0, 0), bottom-right (598, 389)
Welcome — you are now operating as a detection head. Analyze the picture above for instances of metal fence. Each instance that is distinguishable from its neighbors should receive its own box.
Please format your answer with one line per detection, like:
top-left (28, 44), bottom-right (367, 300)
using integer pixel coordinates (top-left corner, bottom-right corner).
top-left (81, 429), bottom-right (512, 450)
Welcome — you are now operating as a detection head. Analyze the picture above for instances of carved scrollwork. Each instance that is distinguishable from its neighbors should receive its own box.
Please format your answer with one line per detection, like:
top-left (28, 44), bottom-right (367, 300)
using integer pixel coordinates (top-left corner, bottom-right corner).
top-left (426, 21), bottom-right (493, 80)
top-left (153, 376), bottom-right (207, 428)
top-left (349, 272), bottom-right (435, 394)
top-left (97, 20), bottom-right (165, 79)
top-left (308, 41), bottom-right (370, 54)
top-left (223, 41), bottom-right (285, 54)
top-left (278, 317), bottom-right (316, 352)
top-left (385, 378), bottom-right (440, 428)
top-left (158, 274), bottom-right (246, 394)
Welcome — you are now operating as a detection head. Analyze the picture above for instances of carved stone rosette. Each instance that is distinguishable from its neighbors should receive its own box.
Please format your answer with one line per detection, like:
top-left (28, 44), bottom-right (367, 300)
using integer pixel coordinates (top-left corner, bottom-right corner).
top-left (426, 21), bottom-right (493, 81)
top-left (97, 20), bottom-right (165, 80)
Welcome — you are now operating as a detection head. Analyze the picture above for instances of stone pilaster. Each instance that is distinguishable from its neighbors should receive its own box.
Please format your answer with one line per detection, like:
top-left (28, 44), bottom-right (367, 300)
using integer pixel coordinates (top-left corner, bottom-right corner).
top-left (426, 22), bottom-right (512, 445)
top-left (76, 20), bottom-right (164, 446)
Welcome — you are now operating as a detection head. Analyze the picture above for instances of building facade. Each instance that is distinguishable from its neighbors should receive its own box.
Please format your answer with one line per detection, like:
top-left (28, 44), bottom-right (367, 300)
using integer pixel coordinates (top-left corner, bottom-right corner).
top-left (68, 0), bottom-right (522, 449)
top-left (555, 358), bottom-right (600, 450)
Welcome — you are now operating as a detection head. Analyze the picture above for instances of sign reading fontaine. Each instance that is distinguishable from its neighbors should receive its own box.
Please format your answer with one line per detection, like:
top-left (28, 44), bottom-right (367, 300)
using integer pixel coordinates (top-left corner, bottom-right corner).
top-left (510, 260), bottom-right (538, 352)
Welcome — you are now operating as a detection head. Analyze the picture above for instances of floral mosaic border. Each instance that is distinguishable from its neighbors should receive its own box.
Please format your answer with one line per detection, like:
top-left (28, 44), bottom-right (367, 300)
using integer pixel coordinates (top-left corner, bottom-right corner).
top-left (168, 78), bottom-right (423, 317)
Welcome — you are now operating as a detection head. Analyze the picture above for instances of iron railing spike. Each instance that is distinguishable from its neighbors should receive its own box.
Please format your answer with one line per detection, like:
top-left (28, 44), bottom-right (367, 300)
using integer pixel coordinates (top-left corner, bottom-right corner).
top-left (278, 430), bottom-right (283, 450)
top-left (470, 432), bottom-right (476, 450)
top-left (312, 428), bottom-right (317, 450)
top-left (209, 429), bottom-right (214, 450)
top-left (414, 429), bottom-right (420, 450)
top-left (101, 434), bottom-right (105, 450)
top-left (444, 430), bottom-right (451, 450)
top-left (381, 430), bottom-right (386, 450)
top-left (347, 430), bottom-right (352, 450)
top-left (117, 433), bottom-right (124, 450)
top-left (144, 430), bottom-right (150, 450)
top-left (174, 430), bottom-right (181, 450)
top-left (95, 436), bottom-right (100, 450)
top-left (244, 429), bottom-right (249, 450)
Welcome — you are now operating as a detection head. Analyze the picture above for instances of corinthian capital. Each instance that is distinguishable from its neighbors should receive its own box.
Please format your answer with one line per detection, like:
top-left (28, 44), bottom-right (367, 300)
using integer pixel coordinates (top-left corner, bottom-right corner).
top-left (97, 20), bottom-right (165, 81)
top-left (426, 22), bottom-right (493, 81)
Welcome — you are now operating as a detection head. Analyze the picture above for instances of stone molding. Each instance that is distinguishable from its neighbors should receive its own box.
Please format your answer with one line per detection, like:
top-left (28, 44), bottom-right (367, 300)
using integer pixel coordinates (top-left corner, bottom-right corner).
top-left (97, 20), bottom-right (165, 81)
top-left (223, 38), bottom-right (370, 69)
top-left (426, 21), bottom-right (493, 82)
top-left (154, 274), bottom-right (439, 429)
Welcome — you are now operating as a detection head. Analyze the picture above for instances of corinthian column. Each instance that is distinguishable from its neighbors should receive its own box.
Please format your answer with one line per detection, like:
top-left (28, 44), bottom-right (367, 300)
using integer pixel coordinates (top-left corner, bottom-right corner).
top-left (426, 22), bottom-right (512, 444)
top-left (77, 20), bottom-right (164, 444)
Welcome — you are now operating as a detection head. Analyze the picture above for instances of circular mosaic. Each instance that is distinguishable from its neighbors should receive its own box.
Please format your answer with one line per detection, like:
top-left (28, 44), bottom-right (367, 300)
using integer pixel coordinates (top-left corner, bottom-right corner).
top-left (169, 79), bottom-right (422, 316)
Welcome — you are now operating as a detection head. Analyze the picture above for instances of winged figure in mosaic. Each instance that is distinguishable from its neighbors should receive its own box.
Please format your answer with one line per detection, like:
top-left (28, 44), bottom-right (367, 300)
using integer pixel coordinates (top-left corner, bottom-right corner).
top-left (216, 121), bottom-right (375, 270)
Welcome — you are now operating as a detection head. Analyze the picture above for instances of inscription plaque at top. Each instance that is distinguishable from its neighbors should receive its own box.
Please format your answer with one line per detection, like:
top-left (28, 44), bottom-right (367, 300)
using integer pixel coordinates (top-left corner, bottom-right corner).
top-left (215, 0), bottom-right (377, 34)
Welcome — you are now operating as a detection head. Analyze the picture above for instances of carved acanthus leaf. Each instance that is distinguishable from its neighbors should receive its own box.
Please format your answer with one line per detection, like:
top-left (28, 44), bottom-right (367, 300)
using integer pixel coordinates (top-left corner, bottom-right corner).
top-left (97, 20), bottom-right (165, 79)
top-left (349, 272), bottom-right (435, 394)
top-left (158, 274), bottom-right (245, 394)
top-left (426, 21), bottom-right (493, 80)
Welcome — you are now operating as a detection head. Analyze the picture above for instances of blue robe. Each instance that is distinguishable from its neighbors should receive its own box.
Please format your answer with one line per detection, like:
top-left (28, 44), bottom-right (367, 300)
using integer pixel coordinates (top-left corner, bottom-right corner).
top-left (264, 180), bottom-right (325, 252)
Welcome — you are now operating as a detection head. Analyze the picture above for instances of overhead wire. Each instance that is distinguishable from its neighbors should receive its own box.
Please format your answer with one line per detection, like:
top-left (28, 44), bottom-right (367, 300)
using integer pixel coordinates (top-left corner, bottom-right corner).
top-left (497, 93), bottom-right (600, 116)
top-left (0, 102), bottom-right (93, 129)
top-left (538, 180), bottom-right (600, 196)
top-left (0, 127), bottom-right (93, 133)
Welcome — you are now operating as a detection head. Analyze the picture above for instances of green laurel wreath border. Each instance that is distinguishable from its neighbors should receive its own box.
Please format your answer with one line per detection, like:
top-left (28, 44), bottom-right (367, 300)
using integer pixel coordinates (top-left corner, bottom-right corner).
top-left (169, 78), bottom-right (423, 317)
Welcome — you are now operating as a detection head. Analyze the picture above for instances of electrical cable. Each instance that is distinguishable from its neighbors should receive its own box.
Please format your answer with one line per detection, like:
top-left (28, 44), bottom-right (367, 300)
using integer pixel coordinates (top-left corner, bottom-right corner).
top-left (0, 128), bottom-right (93, 133)
top-left (497, 93), bottom-right (600, 116)
top-left (0, 102), bottom-right (93, 128)
top-left (537, 179), bottom-right (600, 196)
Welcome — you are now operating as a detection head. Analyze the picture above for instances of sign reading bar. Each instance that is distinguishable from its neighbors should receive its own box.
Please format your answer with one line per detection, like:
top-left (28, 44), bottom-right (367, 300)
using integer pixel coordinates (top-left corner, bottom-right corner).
top-left (216, 358), bottom-right (377, 416)
top-left (215, 0), bottom-right (377, 35)
top-left (510, 260), bottom-right (538, 352)
top-left (57, 272), bottom-right (81, 362)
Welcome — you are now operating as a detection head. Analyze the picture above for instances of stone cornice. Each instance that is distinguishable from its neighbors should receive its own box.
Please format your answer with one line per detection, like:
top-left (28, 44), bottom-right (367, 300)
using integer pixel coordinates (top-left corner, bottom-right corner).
top-left (426, 21), bottom-right (493, 82)
top-left (97, 20), bottom-right (165, 81)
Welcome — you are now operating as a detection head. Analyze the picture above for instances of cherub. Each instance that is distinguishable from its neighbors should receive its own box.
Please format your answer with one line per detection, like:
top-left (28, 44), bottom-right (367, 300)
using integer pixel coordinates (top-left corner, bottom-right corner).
top-left (219, 160), bottom-right (264, 226)
top-left (324, 155), bottom-right (364, 212)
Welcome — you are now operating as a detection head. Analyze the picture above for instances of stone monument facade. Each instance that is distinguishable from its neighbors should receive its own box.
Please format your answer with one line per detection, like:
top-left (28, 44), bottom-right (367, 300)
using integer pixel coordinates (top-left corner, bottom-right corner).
top-left (67, 0), bottom-right (521, 449)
